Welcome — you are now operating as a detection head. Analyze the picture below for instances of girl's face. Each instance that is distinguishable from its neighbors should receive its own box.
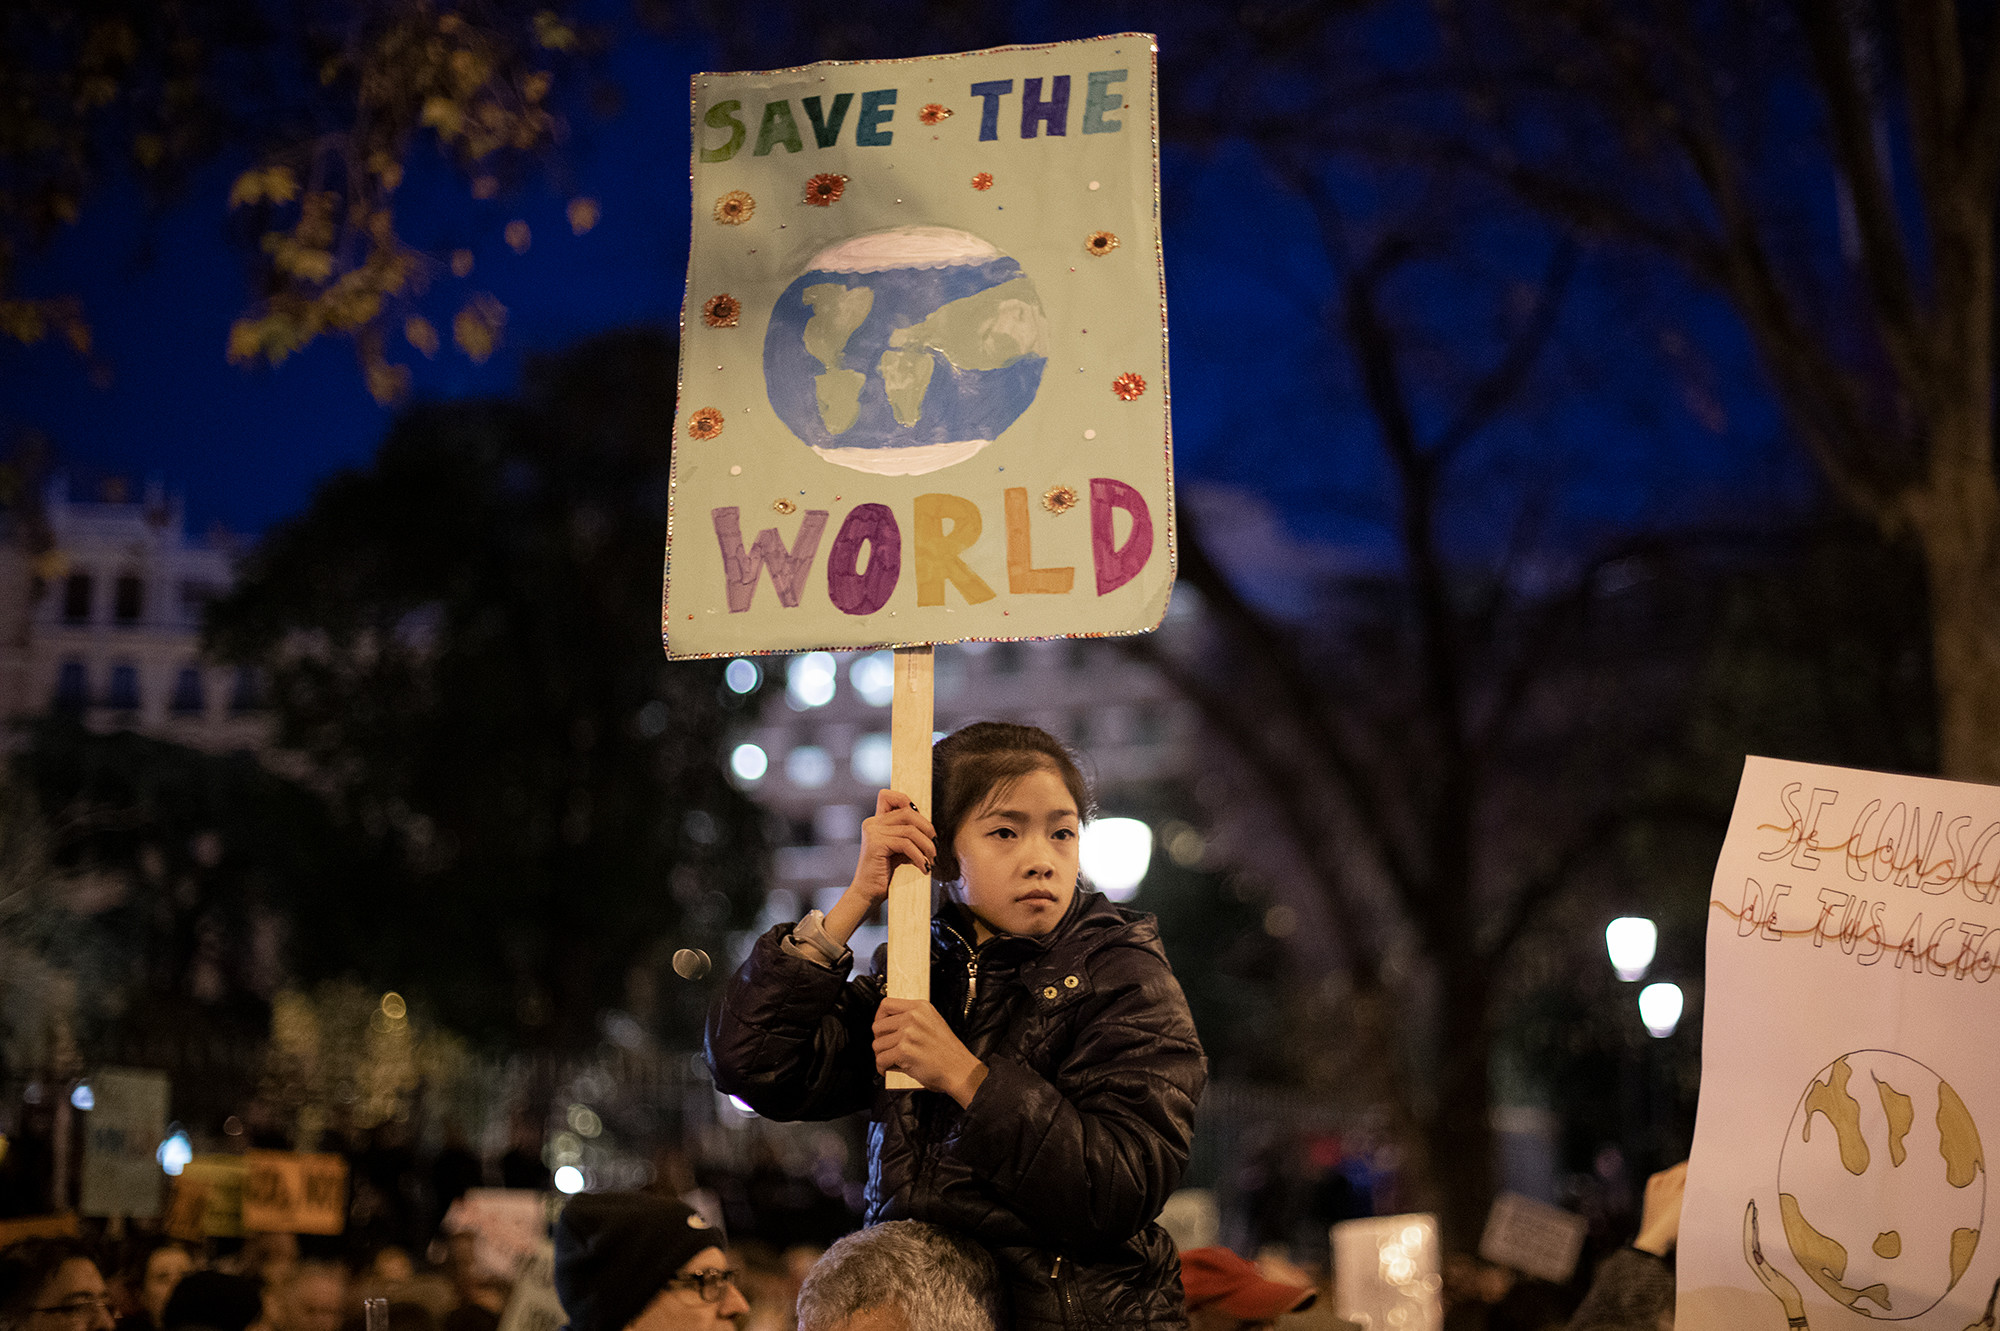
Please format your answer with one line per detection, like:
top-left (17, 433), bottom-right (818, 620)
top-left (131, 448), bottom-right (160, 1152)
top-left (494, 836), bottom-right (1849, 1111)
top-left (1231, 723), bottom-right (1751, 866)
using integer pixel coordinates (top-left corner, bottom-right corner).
top-left (951, 765), bottom-right (1081, 941)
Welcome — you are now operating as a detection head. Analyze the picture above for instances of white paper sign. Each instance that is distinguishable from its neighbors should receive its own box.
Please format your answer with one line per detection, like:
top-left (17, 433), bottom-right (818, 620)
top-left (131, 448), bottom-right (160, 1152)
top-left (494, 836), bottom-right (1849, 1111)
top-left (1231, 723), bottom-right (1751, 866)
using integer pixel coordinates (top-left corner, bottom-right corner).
top-left (80, 1068), bottom-right (168, 1218)
top-left (1479, 1192), bottom-right (1587, 1285)
top-left (1331, 1214), bottom-right (1441, 1331)
top-left (498, 1239), bottom-right (563, 1331)
top-left (1679, 756), bottom-right (2000, 1331)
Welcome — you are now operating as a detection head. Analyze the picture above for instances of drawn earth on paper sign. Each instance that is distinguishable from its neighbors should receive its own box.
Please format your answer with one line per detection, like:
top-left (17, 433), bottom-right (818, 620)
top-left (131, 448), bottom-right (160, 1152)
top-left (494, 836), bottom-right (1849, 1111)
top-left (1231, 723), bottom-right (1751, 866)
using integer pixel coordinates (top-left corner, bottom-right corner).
top-left (762, 225), bottom-right (1049, 476)
top-left (1741, 1049), bottom-right (1996, 1329)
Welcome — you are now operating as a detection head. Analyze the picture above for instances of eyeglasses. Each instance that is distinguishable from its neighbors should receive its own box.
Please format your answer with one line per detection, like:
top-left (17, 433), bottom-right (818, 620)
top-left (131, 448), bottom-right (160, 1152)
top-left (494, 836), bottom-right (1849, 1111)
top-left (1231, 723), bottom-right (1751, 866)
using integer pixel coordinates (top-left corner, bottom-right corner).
top-left (32, 1298), bottom-right (112, 1323)
top-left (665, 1269), bottom-right (739, 1303)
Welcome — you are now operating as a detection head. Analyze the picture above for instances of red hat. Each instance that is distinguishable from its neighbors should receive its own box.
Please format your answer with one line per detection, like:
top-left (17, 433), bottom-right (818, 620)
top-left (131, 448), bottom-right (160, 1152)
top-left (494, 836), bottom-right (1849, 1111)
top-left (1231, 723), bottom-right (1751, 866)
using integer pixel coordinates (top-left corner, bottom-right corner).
top-left (1180, 1247), bottom-right (1318, 1319)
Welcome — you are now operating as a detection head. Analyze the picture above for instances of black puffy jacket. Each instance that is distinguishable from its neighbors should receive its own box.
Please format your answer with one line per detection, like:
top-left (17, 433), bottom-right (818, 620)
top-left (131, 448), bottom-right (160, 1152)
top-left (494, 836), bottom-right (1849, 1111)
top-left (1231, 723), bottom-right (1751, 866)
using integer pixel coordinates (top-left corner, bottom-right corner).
top-left (706, 890), bottom-right (1207, 1329)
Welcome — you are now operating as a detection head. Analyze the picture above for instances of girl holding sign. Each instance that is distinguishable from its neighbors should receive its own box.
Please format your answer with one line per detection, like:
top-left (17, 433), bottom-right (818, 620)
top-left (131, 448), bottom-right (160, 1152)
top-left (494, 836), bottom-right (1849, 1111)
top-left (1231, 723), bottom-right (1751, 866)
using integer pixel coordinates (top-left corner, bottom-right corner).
top-left (708, 721), bottom-right (1207, 1329)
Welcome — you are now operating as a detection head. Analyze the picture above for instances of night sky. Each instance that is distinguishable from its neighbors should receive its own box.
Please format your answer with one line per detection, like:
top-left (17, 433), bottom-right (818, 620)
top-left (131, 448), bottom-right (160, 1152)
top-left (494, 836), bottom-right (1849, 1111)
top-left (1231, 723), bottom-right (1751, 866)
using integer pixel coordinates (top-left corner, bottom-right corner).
top-left (0, 16), bottom-right (1803, 562)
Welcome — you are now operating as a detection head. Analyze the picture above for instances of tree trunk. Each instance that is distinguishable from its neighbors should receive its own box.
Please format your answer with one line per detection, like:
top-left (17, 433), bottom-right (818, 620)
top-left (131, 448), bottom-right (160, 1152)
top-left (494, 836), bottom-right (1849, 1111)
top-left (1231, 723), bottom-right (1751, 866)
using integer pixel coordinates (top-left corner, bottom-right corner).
top-left (1913, 461), bottom-right (2000, 783)
top-left (1426, 958), bottom-right (1495, 1248)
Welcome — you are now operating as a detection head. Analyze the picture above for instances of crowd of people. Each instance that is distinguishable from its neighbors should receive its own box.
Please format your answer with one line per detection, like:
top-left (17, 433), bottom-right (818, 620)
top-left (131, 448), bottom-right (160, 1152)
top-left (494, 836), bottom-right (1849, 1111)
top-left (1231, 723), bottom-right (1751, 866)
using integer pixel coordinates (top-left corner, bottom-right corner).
top-left (0, 1164), bottom-right (1683, 1331)
top-left (3, 721), bottom-right (1691, 1330)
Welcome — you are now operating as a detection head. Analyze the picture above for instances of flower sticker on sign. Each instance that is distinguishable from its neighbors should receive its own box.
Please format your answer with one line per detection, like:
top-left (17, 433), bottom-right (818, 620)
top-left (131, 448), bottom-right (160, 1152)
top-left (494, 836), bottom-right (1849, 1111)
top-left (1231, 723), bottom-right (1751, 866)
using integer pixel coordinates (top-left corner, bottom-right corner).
top-left (665, 35), bottom-right (1172, 659)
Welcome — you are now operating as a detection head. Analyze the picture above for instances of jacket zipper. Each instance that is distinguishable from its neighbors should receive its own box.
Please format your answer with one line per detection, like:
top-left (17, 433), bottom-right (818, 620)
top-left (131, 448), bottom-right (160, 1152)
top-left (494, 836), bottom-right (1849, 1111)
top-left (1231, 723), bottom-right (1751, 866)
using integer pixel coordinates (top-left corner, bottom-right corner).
top-left (1052, 1254), bottom-right (1076, 1331)
top-left (944, 923), bottom-right (982, 1019)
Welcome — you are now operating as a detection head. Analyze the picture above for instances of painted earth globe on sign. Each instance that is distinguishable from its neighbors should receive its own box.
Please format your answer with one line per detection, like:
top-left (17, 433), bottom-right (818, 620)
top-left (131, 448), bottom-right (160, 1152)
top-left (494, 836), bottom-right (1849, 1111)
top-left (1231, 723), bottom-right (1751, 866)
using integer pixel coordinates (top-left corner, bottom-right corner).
top-left (1776, 1050), bottom-right (1986, 1320)
top-left (763, 225), bottom-right (1049, 476)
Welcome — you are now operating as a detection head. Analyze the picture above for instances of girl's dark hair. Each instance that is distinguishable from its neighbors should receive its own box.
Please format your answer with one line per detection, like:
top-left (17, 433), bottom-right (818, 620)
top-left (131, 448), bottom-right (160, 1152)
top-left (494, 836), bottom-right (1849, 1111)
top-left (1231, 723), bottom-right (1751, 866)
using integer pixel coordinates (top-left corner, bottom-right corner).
top-left (0, 1240), bottom-right (97, 1324)
top-left (930, 722), bottom-right (1094, 883)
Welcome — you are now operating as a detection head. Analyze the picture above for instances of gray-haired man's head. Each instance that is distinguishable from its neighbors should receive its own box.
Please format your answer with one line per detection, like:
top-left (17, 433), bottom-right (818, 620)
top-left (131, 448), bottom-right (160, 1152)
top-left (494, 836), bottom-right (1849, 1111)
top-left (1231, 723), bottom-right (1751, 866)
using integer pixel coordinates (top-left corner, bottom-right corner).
top-left (795, 1222), bottom-right (1003, 1331)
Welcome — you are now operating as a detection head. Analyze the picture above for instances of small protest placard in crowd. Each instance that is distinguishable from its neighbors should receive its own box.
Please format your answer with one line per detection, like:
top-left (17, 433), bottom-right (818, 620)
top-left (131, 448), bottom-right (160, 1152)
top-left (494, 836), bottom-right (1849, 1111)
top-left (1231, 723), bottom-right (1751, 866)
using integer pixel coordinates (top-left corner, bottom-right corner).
top-left (79, 1068), bottom-right (169, 1219)
top-left (168, 1157), bottom-right (245, 1238)
top-left (1680, 756), bottom-right (2000, 1330)
top-left (1478, 1192), bottom-right (1587, 1285)
top-left (444, 1189), bottom-right (558, 1284)
top-left (242, 1150), bottom-right (347, 1235)
top-left (496, 1240), bottom-right (563, 1331)
top-left (1331, 1214), bottom-right (1441, 1331)
top-left (0, 1215), bottom-right (80, 1246)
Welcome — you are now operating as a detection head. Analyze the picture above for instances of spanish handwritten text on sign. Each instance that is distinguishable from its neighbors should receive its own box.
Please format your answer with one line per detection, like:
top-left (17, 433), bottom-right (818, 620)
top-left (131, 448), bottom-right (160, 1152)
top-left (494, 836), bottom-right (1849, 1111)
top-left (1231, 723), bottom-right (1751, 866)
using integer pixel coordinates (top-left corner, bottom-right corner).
top-left (1678, 757), bottom-right (1999, 1331)
top-left (665, 35), bottom-right (1171, 658)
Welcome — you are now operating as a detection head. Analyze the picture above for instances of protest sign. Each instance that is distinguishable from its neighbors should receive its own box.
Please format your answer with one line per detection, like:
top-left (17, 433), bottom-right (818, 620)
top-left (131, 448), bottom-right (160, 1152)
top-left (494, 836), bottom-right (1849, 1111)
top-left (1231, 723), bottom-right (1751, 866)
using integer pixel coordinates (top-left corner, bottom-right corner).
top-left (1680, 756), bottom-right (2000, 1330)
top-left (0, 1215), bottom-right (80, 1245)
top-left (444, 1189), bottom-right (558, 1284)
top-left (242, 1150), bottom-right (348, 1235)
top-left (1478, 1192), bottom-right (1587, 1285)
top-left (168, 1156), bottom-right (246, 1238)
top-left (1331, 1214), bottom-right (1442, 1331)
top-left (496, 1240), bottom-right (563, 1331)
top-left (663, 33), bottom-right (1172, 659)
top-left (79, 1068), bottom-right (168, 1218)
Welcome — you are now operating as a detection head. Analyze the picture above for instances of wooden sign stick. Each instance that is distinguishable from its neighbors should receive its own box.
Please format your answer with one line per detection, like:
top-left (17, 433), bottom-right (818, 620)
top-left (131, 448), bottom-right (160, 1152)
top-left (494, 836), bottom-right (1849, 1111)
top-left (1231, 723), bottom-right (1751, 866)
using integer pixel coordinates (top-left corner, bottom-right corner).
top-left (885, 644), bottom-right (934, 1091)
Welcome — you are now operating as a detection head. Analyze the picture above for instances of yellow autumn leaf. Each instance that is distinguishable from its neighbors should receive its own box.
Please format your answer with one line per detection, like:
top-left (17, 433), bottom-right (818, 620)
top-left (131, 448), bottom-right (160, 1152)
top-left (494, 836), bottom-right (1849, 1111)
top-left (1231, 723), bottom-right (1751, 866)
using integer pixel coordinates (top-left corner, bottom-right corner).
top-left (567, 197), bottom-right (599, 235)
top-left (533, 12), bottom-right (576, 50)
top-left (453, 294), bottom-right (507, 364)
top-left (504, 220), bottom-right (530, 253)
top-left (450, 249), bottom-right (475, 277)
top-left (0, 301), bottom-right (47, 345)
top-left (230, 170), bottom-right (265, 208)
top-left (366, 359), bottom-right (411, 405)
top-left (523, 71), bottom-right (551, 102)
top-left (263, 167), bottom-right (299, 205)
top-left (226, 317), bottom-right (263, 363)
top-left (278, 243), bottom-right (336, 283)
top-left (420, 97), bottom-right (461, 134)
top-left (405, 316), bottom-right (440, 357)
top-left (454, 307), bottom-right (494, 363)
top-left (471, 175), bottom-right (498, 199)
top-left (132, 133), bottom-right (164, 168)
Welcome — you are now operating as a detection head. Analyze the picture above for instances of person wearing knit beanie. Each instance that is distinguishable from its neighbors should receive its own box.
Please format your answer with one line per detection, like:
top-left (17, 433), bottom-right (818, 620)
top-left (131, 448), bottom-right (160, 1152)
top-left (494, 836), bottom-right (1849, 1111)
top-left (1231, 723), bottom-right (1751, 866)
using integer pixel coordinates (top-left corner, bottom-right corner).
top-left (553, 1193), bottom-right (748, 1331)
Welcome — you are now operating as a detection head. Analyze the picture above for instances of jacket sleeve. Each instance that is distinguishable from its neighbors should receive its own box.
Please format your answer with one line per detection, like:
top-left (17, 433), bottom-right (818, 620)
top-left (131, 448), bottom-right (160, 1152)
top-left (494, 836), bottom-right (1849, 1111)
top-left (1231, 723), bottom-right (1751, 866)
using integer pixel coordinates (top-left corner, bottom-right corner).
top-left (704, 923), bottom-right (884, 1122)
top-left (946, 943), bottom-right (1206, 1245)
top-left (1565, 1248), bottom-right (1675, 1331)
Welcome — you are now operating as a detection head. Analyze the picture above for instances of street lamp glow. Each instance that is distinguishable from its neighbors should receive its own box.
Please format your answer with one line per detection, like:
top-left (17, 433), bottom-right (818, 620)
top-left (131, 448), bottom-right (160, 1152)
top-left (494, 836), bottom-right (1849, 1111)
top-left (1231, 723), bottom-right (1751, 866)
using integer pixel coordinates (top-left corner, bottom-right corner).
top-left (1639, 982), bottom-right (1684, 1038)
top-left (786, 652), bottom-right (837, 709)
top-left (70, 1082), bottom-right (94, 1111)
top-left (158, 1127), bottom-right (193, 1177)
top-left (850, 652), bottom-right (895, 707)
top-left (1081, 818), bottom-right (1152, 902)
top-left (1605, 917), bottom-right (1658, 982)
top-left (553, 1165), bottom-right (585, 1195)
top-left (729, 743), bottom-right (768, 783)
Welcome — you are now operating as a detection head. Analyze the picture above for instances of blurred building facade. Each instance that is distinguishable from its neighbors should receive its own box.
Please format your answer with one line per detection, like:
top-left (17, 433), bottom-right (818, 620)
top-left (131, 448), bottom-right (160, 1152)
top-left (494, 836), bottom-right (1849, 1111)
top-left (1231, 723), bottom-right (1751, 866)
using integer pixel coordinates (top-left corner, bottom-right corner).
top-left (0, 477), bottom-right (267, 749)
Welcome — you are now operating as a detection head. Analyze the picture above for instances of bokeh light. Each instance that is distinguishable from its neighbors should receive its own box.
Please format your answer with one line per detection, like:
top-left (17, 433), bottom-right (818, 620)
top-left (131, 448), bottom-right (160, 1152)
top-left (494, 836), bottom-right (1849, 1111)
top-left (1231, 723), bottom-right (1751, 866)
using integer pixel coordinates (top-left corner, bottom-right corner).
top-left (1080, 818), bottom-right (1152, 901)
